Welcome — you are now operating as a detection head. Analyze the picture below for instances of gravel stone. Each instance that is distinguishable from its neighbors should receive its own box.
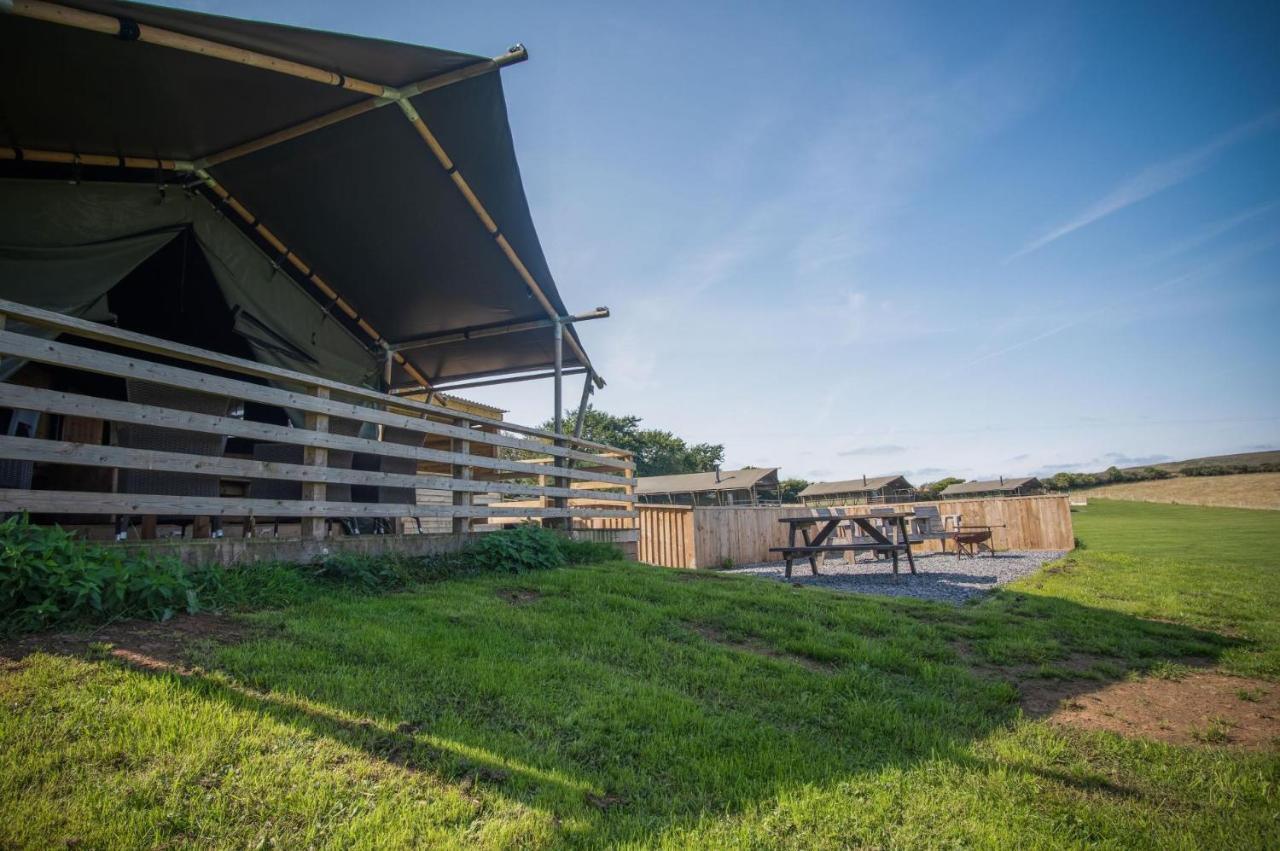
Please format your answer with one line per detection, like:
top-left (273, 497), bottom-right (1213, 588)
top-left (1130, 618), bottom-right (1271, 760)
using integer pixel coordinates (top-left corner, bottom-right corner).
top-left (725, 550), bottom-right (1067, 604)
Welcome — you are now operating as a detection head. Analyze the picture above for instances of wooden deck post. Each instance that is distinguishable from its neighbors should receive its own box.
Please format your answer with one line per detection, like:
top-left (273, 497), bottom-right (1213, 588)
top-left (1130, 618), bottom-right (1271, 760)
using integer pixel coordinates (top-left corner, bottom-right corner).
top-left (451, 417), bottom-right (472, 535)
top-left (301, 386), bottom-right (329, 539)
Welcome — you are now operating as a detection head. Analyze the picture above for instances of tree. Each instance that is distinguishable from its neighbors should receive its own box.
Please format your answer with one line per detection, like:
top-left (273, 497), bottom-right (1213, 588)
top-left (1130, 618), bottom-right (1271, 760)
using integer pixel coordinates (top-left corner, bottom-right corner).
top-left (918, 477), bottom-right (965, 499)
top-left (778, 478), bottom-right (810, 503)
top-left (545, 405), bottom-right (725, 478)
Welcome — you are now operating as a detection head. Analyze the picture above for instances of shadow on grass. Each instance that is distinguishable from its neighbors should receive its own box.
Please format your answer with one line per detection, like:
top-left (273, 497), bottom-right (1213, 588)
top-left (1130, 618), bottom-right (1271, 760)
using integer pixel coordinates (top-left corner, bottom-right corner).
top-left (9, 564), bottom-right (1247, 846)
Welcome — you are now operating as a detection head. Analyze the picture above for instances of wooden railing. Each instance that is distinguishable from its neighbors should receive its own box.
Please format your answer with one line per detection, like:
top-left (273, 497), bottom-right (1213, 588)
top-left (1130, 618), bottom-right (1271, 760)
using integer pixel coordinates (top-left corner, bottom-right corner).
top-left (0, 298), bottom-right (635, 538)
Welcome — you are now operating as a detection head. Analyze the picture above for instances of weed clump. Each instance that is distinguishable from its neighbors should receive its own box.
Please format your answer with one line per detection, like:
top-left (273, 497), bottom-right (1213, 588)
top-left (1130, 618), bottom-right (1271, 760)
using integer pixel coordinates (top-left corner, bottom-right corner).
top-left (464, 524), bottom-right (624, 573)
top-left (0, 514), bottom-right (208, 635)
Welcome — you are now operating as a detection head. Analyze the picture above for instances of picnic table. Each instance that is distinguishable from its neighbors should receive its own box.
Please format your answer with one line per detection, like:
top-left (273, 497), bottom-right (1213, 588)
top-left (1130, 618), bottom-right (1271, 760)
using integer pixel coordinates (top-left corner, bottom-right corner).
top-left (770, 511), bottom-right (917, 579)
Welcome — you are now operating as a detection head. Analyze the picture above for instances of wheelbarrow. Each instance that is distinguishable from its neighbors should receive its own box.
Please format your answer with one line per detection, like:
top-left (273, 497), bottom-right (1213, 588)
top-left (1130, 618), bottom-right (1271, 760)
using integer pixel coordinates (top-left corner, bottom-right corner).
top-left (952, 526), bottom-right (995, 559)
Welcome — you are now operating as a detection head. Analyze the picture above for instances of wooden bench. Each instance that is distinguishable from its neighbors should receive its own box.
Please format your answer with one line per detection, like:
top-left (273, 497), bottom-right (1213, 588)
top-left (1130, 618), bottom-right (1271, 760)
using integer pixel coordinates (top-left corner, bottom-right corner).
top-left (771, 512), bottom-right (917, 578)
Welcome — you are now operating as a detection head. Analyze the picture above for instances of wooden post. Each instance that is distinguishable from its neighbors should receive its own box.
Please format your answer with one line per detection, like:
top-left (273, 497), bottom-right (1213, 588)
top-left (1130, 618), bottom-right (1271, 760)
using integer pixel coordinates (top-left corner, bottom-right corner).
top-left (451, 418), bottom-right (472, 535)
top-left (300, 387), bottom-right (329, 539)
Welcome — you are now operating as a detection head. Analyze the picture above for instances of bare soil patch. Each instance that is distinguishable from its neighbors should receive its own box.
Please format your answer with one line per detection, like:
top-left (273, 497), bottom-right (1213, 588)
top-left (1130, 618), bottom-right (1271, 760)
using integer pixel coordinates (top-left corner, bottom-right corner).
top-left (1035, 672), bottom-right (1280, 749)
top-left (688, 623), bottom-right (832, 673)
top-left (0, 613), bottom-right (260, 674)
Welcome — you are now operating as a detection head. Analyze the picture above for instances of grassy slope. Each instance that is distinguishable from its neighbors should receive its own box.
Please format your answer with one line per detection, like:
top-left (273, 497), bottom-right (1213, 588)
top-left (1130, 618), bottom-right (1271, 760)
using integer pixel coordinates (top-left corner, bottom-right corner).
top-left (2, 502), bottom-right (1278, 848)
top-left (1083, 473), bottom-right (1280, 511)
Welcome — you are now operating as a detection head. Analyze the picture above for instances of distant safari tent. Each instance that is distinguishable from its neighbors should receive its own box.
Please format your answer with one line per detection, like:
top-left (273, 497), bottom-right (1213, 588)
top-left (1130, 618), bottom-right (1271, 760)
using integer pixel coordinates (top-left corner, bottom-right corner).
top-left (797, 475), bottom-right (916, 506)
top-left (637, 467), bottom-right (781, 506)
top-left (940, 477), bottom-right (1044, 499)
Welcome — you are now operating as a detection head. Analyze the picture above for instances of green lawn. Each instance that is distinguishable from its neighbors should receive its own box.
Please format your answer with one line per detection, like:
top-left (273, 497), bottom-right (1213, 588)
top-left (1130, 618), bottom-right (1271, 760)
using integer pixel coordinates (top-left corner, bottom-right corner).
top-left (3, 501), bottom-right (1279, 848)
top-left (1032, 499), bottom-right (1280, 678)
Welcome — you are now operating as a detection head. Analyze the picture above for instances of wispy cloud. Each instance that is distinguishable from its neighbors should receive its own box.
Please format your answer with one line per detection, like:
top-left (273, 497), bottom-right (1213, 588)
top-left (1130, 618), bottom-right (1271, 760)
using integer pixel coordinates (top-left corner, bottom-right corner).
top-left (1102, 452), bottom-right (1172, 466)
top-left (951, 229), bottom-right (1280, 374)
top-left (837, 444), bottom-right (907, 456)
top-left (1006, 110), bottom-right (1280, 262)
top-left (1139, 200), bottom-right (1279, 267)
top-left (903, 467), bottom-right (951, 479)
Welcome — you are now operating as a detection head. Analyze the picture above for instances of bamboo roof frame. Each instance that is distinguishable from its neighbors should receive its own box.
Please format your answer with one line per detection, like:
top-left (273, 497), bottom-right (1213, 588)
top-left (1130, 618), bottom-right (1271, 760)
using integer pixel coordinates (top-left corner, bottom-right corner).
top-left (2, 0), bottom-right (602, 388)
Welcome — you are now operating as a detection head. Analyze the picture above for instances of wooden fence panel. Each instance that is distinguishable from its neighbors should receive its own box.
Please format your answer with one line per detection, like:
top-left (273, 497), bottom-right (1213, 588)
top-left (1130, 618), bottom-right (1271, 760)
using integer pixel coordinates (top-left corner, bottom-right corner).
top-left (637, 505), bottom-right (695, 568)
top-left (640, 495), bottom-right (1073, 568)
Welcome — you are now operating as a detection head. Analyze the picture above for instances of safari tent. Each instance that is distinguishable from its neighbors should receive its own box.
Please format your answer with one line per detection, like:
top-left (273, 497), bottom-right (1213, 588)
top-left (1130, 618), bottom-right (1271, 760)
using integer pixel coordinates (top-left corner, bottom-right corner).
top-left (0, 0), bottom-right (635, 550)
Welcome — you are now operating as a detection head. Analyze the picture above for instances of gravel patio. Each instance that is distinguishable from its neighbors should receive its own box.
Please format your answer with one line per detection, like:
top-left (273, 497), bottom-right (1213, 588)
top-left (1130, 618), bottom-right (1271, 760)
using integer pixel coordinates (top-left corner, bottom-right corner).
top-left (725, 550), bottom-right (1067, 604)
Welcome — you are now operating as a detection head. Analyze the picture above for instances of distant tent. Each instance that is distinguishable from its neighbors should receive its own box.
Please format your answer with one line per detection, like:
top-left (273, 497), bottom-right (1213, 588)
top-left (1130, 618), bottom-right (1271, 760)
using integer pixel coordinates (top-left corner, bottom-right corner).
top-left (939, 478), bottom-right (1043, 499)
top-left (0, 0), bottom-right (596, 389)
top-left (637, 467), bottom-right (781, 506)
top-left (797, 475), bottom-right (915, 506)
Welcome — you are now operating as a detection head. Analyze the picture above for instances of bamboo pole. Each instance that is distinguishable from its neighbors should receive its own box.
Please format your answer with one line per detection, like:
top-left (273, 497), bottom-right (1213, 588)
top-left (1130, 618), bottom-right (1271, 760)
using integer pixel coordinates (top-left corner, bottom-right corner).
top-left (191, 167), bottom-right (432, 389)
top-left (198, 47), bottom-right (528, 169)
top-left (0, 146), bottom-right (192, 171)
top-left (389, 98), bottom-right (599, 381)
top-left (7, 0), bottom-right (392, 97)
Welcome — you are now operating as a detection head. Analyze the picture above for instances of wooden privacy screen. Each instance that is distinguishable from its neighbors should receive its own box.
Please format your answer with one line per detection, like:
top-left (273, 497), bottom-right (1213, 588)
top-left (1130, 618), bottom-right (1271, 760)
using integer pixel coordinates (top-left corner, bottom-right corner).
top-left (636, 495), bottom-right (1074, 569)
top-left (0, 298), bottom-right (635, 537)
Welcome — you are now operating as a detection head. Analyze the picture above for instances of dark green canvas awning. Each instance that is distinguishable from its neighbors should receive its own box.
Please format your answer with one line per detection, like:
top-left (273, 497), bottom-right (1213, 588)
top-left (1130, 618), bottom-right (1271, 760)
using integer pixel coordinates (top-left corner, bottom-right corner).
top-left (0, 0), bottom-right (592, 388)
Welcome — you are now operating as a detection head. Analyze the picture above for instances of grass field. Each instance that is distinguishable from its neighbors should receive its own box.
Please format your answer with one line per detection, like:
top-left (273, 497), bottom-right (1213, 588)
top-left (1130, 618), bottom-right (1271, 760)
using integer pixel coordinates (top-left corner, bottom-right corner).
top-left (2, 502), bottom-right (1279, 848)
top-left (1082, 472), bottom-right (1280, 510)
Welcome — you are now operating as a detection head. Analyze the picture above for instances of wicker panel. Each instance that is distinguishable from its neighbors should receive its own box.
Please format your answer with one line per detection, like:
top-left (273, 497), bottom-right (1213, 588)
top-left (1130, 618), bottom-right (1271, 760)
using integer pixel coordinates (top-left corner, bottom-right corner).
top-left (250, 443), bottom-right (353, 502)
top-left (351, 426), bottom-right (425, 504)
top-left (116, 381), bottom-right (229, 497)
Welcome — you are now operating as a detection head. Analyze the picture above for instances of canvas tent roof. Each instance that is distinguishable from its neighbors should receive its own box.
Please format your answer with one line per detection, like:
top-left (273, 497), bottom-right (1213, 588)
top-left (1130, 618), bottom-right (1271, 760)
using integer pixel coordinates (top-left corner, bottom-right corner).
top-left (636, 467), bottom-right (778, 496)
top-left (0, 0), bottom-right (593, 388)
top-left (940, 477), bottom-right (1041, 496)
top-left (798, 476), bottom-right (911, 498)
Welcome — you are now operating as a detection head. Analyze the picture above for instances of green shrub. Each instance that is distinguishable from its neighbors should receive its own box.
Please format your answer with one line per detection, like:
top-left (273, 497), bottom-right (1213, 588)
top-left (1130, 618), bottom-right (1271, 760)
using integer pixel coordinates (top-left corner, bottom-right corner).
top-left (197, 562), bottom-right (316, 612)
top-left (0, 515), bottom-right (201, 635)
top-left (313, 551), bottom-right (419, 591)
top-left (464, 524), bottom-right (566, 573)
top-left (558, 537), bottom-right (624, 565)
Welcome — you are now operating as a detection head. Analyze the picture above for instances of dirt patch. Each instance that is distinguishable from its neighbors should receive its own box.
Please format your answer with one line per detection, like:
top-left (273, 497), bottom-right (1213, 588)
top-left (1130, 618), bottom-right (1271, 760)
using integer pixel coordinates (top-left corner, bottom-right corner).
top-left (1035, 672), bottom-right (1280, 749)
top-left (688, 623), bottom-right (832, 673)
top-left (496, 588), bottom-right (542, 605)
top-left (0, 612), bottom-right (260, 675)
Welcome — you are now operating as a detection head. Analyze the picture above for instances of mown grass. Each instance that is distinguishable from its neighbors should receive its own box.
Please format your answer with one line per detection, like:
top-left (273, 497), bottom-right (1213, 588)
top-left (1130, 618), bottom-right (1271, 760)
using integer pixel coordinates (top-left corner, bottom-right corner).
top-left (2, 501), bottom-right (1279, 848)
top-left (1021, 499), bottom-right (1280, 678)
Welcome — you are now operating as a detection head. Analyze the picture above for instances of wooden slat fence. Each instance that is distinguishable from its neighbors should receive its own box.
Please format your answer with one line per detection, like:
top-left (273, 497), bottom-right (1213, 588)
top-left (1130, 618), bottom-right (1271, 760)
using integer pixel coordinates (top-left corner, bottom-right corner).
top-left (637, 505), bottom-right (695, 569)
top-left (636, 495), bottom-right (1073, 568)
top-left (0, 298), bottom-right (635, 538)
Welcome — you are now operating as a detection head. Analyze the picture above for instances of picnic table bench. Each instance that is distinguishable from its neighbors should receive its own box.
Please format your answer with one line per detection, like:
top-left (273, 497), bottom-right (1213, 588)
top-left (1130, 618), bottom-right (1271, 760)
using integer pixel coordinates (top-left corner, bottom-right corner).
top-left (770, 511), bottom-right (917, 578)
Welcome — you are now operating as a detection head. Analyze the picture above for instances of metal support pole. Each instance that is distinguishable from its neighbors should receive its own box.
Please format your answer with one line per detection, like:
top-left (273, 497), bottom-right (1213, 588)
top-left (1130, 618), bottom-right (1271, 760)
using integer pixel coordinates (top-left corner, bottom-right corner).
top-left (553, 319), bottom-right (564, 435)
top-left (574, 371), bottom-right (593, 439)
top-left (551, 319), bottom-right (566, 529)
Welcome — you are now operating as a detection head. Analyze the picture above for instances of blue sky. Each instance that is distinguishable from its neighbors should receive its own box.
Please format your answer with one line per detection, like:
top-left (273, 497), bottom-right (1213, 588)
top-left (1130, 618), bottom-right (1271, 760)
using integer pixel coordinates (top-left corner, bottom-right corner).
top-left (192, 1), bottom-right (1278, 483)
